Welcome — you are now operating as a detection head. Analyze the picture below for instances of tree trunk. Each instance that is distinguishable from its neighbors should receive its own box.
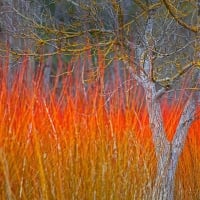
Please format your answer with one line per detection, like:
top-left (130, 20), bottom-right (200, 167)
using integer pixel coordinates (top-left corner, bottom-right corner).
top-left (153, 150), bottom-right (177, 200)
top-left (137, 1), bottom-right (197, 199)
top-left (143, 81), bottom-right (195, 200)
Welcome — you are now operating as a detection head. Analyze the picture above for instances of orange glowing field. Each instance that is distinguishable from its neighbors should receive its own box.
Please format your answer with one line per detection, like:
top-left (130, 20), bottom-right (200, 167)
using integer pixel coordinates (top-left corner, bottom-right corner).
top-left (0, 57), bottom-right (200, 200)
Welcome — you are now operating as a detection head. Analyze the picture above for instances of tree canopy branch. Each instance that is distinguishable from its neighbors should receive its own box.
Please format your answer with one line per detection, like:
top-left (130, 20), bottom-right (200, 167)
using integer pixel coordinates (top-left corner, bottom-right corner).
top-left (162, 0), bottom-right (198, 33)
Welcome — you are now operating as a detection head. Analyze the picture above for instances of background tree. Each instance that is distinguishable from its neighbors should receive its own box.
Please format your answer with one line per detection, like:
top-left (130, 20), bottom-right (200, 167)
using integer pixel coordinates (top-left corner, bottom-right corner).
top-left (0, 0), bottom-right (199, 199)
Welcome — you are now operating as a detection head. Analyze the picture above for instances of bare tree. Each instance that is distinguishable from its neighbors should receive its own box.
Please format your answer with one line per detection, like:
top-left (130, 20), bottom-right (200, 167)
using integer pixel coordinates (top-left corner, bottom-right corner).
top-left (123, 1), bottom-right (199, 199)
top-left (0, 1), bottom-right (199, 199)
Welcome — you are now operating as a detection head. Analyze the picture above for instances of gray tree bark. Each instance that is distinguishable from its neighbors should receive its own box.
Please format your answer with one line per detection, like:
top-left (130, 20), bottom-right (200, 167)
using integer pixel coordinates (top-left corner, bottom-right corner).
top-left (136, 1), bottom-right (197, 199)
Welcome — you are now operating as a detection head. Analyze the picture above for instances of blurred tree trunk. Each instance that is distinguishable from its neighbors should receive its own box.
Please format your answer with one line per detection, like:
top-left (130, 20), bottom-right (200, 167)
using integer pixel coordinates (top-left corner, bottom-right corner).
top-left (0, 0), bottom-right (37, 90)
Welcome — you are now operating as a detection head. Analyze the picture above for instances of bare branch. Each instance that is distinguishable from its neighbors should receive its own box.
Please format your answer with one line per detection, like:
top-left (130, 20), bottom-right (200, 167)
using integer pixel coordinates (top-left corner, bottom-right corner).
top-left (162, 0), bottom-right (198, 33)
